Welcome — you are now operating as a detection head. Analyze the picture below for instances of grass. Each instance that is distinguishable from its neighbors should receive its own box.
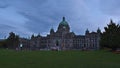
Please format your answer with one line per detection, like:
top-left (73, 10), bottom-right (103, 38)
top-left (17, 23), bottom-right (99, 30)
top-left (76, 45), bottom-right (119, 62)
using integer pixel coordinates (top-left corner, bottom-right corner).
top-left (0, 49), bottom-right (120, 68)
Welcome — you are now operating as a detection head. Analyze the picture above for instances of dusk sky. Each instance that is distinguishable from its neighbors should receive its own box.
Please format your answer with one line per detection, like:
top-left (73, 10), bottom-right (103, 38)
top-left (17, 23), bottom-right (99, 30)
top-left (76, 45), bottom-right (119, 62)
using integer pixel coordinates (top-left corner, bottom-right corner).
top-left (0, 0), bottom-right (120, 39)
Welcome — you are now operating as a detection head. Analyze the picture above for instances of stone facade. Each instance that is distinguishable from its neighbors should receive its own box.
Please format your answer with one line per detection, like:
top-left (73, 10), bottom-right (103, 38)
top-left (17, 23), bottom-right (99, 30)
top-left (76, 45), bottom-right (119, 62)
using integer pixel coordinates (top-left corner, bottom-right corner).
top-left (20, 17), bottom-right (101, 50)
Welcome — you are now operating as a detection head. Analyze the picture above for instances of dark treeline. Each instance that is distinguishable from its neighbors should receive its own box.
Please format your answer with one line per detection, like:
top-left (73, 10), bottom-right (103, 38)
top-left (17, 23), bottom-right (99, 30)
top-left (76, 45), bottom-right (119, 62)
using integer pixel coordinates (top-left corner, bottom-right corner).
top-left (100, 20), bottom-right (120, 51)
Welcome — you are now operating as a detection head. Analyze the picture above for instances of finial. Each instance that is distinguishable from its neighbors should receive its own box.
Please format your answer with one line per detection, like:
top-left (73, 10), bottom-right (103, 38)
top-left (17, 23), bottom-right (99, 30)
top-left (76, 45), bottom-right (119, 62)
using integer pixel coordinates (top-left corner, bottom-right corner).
top-left (63, 17), bottom-right (65, 21)
top-left (110, 19), bottom-right (113, 23)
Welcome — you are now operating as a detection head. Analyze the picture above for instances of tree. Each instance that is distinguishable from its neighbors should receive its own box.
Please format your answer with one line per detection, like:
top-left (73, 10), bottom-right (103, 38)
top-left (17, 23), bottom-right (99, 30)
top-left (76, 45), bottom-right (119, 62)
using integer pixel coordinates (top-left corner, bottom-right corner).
top-left (6, 32), bottom-right (20, 49)
top-left (0, 40), bottom-right (7, 48)
top-left (100, 20), bottom-right (120, 50)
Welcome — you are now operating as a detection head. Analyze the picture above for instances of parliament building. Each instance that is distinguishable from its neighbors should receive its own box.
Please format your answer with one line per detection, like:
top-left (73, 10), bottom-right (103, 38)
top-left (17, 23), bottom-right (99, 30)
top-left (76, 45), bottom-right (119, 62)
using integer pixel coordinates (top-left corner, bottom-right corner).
top-left (20, 17), bottom-right (101, 50)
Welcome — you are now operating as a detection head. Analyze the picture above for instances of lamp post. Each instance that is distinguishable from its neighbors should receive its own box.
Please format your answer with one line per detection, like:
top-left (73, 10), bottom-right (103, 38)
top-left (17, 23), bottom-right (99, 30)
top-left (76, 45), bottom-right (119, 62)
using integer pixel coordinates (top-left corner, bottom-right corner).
top-left (20, 43), bottom-right (23, 50)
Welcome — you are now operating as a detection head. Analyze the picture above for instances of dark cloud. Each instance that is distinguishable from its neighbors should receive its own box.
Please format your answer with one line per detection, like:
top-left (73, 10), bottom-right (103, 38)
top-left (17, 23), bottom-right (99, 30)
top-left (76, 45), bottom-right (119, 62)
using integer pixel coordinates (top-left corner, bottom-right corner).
top-left (17, 0), bottom-right (79, 35)
top-left (0, 0), bottom-right (120, 38)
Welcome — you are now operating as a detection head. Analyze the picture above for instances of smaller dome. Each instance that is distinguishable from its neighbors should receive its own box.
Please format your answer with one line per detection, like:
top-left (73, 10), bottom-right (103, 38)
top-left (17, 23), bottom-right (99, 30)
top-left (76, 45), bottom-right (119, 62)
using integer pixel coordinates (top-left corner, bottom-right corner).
top-left (85, 28), bottom-right (89, 34)
top-left (50, 28), bottom-right (54, 34)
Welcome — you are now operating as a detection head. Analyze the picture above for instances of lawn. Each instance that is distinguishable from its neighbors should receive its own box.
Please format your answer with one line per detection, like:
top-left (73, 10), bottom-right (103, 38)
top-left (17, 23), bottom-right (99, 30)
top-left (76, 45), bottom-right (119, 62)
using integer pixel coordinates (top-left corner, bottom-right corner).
top-left (0, 49), bottom-right (120, 68)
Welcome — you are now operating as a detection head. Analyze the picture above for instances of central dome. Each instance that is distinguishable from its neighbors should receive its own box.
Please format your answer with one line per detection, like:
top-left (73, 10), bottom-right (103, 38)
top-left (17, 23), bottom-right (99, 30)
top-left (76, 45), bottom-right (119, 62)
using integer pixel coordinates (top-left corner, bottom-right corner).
top-left (57, 17), bottom-right (70, 33)
top-left (59, 17), bottom-right (69, 26)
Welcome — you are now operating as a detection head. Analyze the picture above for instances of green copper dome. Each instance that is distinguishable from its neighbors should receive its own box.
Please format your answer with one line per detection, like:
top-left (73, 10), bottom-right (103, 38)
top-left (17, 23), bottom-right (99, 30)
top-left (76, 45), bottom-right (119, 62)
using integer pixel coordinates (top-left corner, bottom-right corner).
top-left (57, 17), bottom-right (70, 33)
top-left (59, 17), bottom-right (69, 26)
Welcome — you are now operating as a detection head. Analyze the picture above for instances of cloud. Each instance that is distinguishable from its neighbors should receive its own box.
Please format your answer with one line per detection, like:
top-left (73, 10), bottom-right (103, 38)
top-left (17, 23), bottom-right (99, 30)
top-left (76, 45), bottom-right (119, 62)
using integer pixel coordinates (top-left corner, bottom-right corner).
top-left (0, 4), bottom-right (33, 38)
top-left (17, 0), bottom-right (88, 34)
top-left (100, 0), bottom-right (120, 16)
top-left (0, 0), bottom-right (120, 38)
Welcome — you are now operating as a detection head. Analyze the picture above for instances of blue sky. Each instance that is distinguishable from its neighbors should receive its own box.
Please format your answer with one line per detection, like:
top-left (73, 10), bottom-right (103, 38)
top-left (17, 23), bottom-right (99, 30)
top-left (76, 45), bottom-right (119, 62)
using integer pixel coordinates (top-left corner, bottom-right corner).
top-left (0, 0), bottom-right (120, 38)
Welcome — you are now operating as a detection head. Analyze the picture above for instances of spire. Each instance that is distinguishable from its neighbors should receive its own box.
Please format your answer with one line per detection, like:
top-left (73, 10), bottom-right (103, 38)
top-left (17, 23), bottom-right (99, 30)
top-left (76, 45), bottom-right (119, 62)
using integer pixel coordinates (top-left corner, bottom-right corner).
top-left (63, 17), bottom-right (65, 21)
top-left (85, 28), bottom-right (89, 34)
top-left (110, 19), bottom-right (113, 23)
